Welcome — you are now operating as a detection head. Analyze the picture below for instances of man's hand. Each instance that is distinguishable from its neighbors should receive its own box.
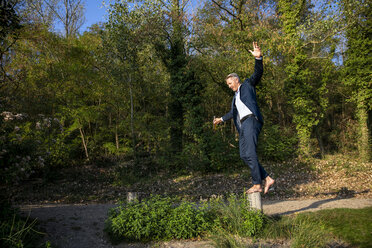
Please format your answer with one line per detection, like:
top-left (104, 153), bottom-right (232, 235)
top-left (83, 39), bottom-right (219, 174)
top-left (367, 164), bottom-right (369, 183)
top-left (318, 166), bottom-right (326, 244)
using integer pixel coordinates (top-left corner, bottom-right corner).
top-left (213, 117), bottom-right (223, 125)
top-left (249, 42), bottom-right (262, 58)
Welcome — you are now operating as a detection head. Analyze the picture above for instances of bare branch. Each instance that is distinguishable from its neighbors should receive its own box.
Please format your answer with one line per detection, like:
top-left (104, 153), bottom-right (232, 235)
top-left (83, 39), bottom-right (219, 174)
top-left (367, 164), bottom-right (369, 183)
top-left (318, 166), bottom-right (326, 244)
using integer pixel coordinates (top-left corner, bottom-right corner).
top-left (211, 0), bottom-right (238, 19)
top-left (211, 0), bottom-right (245, 30)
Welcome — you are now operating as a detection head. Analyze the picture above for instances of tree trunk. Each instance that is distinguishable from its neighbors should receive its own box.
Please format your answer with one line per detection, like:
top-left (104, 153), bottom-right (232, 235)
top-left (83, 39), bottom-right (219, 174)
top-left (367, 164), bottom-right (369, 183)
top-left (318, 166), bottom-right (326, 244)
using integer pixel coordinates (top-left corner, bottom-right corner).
top-left (129, 76), bottom-right (136, 161)
top-left (79, 127), bottom-right (89, 160)
top-left (357, 97), bottom-right (370, 162)
top-left (297, 126), bottom-right (311, 157)
top-left (115, 122), bottom-right (119, 151)
top-left (316, 127), bottom-right (325, 158)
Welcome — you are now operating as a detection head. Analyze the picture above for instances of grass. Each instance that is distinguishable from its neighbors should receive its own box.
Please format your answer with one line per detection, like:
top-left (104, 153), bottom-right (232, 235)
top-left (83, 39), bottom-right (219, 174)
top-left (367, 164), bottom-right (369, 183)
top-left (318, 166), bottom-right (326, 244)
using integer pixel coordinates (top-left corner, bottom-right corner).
top-left (304, 207), bottom-right (372, 247)
top-left (0, 201), bottom-right (44, 248)
top-left (211, 207), bottom-right (372, 248)
top-left (261, 207), bottom-right (372, 248)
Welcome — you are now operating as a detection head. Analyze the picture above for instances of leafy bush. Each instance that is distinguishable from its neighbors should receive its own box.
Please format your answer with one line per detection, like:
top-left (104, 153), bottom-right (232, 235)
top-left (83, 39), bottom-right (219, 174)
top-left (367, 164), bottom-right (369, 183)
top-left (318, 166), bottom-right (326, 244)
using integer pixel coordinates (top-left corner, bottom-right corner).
top-left (258, 123), bottom-right (297, 162)
top-left (0, 112), bottom-right (78, 184)
top-left (0, 201), bottom-right (43, 248)
top-left (106, 195), bottom-right (212, 241)
top-left (105, 194), bottom-right (265, 243)
top-left (180, 130), bottom-right (241, 173)
top-left (165, 201), bottom-right (214, 239)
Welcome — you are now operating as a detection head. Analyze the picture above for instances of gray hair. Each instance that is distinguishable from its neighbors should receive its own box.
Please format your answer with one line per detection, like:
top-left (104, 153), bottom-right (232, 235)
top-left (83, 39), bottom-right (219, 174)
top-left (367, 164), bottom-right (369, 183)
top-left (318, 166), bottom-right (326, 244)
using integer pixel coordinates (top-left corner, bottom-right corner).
top-left (225, 73), bottom-right (240, 83)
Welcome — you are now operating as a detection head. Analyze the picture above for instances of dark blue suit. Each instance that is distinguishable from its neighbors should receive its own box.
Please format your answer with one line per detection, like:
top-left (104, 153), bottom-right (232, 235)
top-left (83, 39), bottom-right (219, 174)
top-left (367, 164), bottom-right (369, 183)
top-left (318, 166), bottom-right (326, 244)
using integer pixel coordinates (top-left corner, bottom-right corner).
top-left (222, 58), bottom-right (268, 185)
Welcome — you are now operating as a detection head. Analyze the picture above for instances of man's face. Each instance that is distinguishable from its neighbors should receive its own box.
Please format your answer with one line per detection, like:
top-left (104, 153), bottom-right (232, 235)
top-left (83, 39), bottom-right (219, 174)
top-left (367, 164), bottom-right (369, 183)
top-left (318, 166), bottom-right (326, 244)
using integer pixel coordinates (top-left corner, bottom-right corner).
top-left (226, 77), bottom-right (240, 92)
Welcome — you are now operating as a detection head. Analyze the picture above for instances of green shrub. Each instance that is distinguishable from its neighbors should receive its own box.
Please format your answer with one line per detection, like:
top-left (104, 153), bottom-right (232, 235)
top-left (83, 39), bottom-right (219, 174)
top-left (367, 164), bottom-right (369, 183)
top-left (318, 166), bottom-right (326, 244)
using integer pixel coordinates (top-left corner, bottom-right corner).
top-left (258, 123), bottom-right (297, 162)
top-left (0, 113), bottom-right (77, 184)
top-left (180, 131), bottom-right (241, 173)
top-left (106, 196), bottom-right (212, 241)
top-left (107, 196), bottom-right (171, 241)
top-left (165, 201), bottom-right (212, 239)
top-left (105, 194), bottom-right (265, 243)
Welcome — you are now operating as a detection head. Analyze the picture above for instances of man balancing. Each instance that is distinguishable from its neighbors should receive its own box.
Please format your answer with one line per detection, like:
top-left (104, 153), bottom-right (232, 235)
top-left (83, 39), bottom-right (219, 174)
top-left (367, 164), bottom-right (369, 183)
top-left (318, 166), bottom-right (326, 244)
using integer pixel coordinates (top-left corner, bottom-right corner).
top-left (213, 42), bottom-right (275, 194)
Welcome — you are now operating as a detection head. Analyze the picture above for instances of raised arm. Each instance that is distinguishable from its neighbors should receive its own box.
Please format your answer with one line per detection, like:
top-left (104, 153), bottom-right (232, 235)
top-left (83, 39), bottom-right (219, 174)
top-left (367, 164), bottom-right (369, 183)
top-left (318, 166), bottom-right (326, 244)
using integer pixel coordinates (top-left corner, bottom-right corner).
top-left (246, 42), bottom-right (263, 86)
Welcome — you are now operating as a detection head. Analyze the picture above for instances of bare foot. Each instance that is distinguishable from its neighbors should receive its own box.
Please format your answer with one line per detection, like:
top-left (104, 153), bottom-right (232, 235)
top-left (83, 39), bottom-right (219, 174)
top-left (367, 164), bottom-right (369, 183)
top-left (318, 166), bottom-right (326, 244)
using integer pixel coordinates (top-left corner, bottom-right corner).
top-left (264, 176), bottom-right (275, 194)
top-left (246, 184), bottom-right (262, 194)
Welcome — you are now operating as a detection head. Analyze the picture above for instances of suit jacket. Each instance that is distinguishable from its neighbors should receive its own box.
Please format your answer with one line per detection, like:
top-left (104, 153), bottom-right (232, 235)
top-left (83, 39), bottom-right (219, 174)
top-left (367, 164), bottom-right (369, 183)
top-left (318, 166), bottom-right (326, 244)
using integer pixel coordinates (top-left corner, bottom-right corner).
top-left (222, 58), bottom-right (263, 133)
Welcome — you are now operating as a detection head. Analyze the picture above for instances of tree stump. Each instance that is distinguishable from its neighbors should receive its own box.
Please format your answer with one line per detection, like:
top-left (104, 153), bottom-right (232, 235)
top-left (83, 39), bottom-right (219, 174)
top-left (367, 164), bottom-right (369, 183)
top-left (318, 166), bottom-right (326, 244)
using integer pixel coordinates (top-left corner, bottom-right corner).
top-left (247, 192), bottom-right (262, 211)
top-left (127, 192), bottom-right (139, 202)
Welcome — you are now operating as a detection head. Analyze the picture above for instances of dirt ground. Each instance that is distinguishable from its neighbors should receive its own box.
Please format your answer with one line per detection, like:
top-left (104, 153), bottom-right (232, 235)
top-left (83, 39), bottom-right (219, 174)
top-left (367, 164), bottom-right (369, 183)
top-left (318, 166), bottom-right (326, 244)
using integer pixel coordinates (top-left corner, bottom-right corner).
top-left (19, 197), bottom-right (372, 248)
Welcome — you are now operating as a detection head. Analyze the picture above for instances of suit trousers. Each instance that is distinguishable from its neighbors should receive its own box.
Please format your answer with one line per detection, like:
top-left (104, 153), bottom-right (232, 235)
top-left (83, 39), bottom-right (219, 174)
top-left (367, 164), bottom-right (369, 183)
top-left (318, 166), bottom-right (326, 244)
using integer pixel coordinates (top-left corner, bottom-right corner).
top-left (239, 116), bottom-right (268, 185)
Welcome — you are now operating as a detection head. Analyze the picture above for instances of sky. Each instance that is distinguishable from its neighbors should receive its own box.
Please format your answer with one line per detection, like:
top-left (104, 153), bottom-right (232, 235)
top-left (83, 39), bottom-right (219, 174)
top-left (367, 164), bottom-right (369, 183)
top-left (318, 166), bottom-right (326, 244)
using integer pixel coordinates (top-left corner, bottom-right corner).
top-left (79, 0), bottom-right (204, 33)
top-left (80, 0), bottom-right (108, 32)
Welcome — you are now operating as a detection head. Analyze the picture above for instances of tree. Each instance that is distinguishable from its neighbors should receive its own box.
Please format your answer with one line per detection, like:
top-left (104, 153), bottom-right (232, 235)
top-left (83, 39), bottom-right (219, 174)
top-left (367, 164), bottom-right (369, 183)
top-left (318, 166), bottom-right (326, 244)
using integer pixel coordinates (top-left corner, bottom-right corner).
top-left (48, 0), bottom-right (85, 38)
top-left (0, 0), bottom-right (22, 40)
top-left (22, 0), bottom-right (58, 28)
top-left (0, 0), bottom-right (22, 91)
top-left (103, 2), bottom-right (143, 160)
top-left (342, 0), bottom-right (371, 161)
top-left (148, 0), bottom-right (191, 154)
top-left (278, 0), bottom-right (334, 157)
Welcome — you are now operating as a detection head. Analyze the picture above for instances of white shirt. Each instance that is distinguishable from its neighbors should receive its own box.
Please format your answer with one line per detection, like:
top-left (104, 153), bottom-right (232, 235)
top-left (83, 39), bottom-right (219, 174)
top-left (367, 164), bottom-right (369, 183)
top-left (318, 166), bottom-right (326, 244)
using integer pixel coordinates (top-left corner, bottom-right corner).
top-left (235, 85), bottom-right (253, 120)
top-left (221, 57), bottom-right (261, 122)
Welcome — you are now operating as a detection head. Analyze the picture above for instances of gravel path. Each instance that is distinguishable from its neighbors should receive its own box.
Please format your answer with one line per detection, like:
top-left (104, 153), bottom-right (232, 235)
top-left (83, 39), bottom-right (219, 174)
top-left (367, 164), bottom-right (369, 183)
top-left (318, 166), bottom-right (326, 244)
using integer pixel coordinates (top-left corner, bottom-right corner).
top-left (19, 197), bottom-right (372, 248)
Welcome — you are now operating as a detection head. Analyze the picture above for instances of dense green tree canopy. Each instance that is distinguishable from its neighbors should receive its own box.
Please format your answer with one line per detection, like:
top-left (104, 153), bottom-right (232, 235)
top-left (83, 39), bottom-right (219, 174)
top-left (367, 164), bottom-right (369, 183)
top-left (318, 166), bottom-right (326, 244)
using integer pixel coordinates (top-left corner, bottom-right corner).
top-left (0, 0), bottom-right (370, 184)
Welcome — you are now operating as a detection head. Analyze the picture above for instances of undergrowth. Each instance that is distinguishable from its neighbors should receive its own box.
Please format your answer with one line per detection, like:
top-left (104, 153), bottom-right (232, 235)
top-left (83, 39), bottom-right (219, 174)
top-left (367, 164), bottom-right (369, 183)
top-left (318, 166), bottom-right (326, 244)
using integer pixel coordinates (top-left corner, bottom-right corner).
top-left (105, 194), bottom-right (264, 243)
top-left (0, 201), bottom-right (44, 248)
top-left (106, 195), bottom-right (372, 248)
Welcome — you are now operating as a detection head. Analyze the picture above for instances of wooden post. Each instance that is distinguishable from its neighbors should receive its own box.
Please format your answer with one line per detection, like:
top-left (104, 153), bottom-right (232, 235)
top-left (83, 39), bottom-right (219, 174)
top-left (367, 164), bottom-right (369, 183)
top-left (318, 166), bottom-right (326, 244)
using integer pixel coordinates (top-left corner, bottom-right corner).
top-left (247, 192), bottom-right (262, 211)
top-left (127, 192), bottom-right (139, 202)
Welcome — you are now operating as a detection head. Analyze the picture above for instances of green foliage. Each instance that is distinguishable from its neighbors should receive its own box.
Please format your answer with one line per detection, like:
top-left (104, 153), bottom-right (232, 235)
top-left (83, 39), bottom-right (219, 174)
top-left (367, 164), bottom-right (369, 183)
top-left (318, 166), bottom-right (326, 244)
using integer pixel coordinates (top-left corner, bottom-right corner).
top-left (0, 0), bottom-right (22, 41)
top-left (0, 201), bottom-right (43, 248)
top-left (1, 0), bottom-right (370, 182)
top-left (278, 0), bottom-right (331, 157)
top-left (342, 0), bottom-right (371, 161)
top-left (105, 195), bottom-right (212, 241)
top-left (0, 112), bottom-right (78, 183)
top-left (258, 123), bottom-right (297, 161)
top-left (165, 201), bottom-right (212, 240)
top-left (205, 133), bottom-right (241, 172)
top-left (210, 195), bottom-right (265, 237)
top-left (105, 194), bottom-right (264, 242)
top-left (181, 130), bottom-right (241, 173)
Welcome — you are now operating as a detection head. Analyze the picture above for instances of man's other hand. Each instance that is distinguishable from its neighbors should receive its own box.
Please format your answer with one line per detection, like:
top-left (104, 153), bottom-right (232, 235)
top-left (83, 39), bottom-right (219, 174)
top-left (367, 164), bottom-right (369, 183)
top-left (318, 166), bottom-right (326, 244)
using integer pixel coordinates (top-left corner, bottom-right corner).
top-left (213, 117), bottom-right (223, 125)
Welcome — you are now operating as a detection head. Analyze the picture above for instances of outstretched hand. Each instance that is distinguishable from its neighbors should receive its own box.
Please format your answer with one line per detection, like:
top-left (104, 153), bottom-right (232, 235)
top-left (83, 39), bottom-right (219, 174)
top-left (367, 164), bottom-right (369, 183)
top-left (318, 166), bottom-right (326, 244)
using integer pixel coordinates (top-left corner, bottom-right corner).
top-left (249, 42), bottom-right (262, 58)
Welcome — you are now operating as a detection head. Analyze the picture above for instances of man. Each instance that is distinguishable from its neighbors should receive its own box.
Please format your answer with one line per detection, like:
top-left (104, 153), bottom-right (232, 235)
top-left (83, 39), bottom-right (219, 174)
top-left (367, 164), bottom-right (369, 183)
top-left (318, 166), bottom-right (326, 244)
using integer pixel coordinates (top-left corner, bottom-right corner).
top-left (213, 42), bottom-right (275, 194)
